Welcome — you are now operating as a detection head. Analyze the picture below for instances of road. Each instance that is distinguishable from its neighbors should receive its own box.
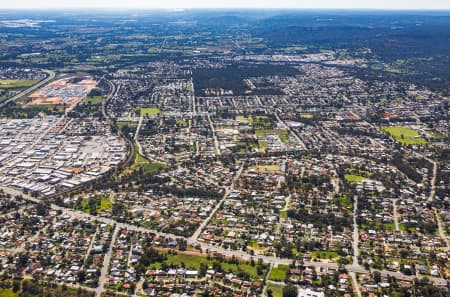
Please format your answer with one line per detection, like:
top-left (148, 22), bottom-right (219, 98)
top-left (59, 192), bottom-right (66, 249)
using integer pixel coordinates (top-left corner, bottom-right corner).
top-left (207, 113), bottom-right (221, 155)
top-left (350, 271), bottom-right (362, 297)
top-left (96, 224), bottom-right (119, 297)
top-left (426, 157), bottom-right (438, 202)
top-left (435, 209), bottom-right (449, 250)
top-left (190, 78), bottom-right (196, 115)
top-left (274, 112), bottom-right (306, 149)
top-left (135, 116), bottom-right (144, 155)
top-left (83, 226), bottom-right (99, 269)
top-left (101, 77), bottom-right (117, 122)
top-left (352, 195), bottom-right (360, 267)
top-left (190, 163), bottom-right (244, 241)
top-left (392, 199), bottom-right (400, 232)
top-left (262, 264), bottom-right (273, 297)
top-left (0, 69), bottom-right (55, 109)
top-left (414, 154), bottom-right (448, 249)
top-left (1, 185), bottom-right (447, 287)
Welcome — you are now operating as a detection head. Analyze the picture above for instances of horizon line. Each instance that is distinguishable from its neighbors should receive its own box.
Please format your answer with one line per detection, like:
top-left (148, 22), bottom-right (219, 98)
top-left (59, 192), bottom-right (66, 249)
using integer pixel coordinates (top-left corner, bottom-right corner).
top-left (1, 7), bottom-right (450, 11)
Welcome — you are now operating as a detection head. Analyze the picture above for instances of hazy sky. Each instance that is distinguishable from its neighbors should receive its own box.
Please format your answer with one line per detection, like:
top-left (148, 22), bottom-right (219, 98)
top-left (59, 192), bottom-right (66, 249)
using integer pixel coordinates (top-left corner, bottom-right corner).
top-left (1, 0), bottom-right (450, 9)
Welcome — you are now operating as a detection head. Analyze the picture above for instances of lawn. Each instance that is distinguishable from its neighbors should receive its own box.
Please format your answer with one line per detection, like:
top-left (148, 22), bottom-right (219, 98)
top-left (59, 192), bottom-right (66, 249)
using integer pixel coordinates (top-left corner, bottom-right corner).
top-left (345, 168), bottom-right (371, 177)
top-left (75, 196), bottom-right (112, 214)
top-left (255, 128), bottom-right (289, 143)
top-left (269, 264), bottom-right (289, 281)
top-left (135, 147), bottom-right (149, 164)
top-left (151, 253), bottom-right (266, 279)
top-left (312, 251), bottom-right (339, 259)
top-left (99, 197), bottom-right (112, 211)
top-left (266, 283), bottom-right (284, 297)
top-left (176, 119), bottom-right (188, 127)
top-left (345, 175), bottom-right (367, 183)
top-left (141, 162), bottom-right (166, 174)
top-left (278, 134), bottom-right (289, 143)
top-left (0, 288), bottom-right (17, 297)
top-left (381, 126), bottom-right (427, 145)
top-left (0, 79), bottom-right (39, 89)
top-left (255, 129), bottom-right (288, 137)
top-left (126, 145), bottom-right (166, 174)
top-left (250, 164), bottom-right (281, 171)
top-left (85, 96), bottom-right (103, 104)
top-left (116, 121), bottom-right (137, 129)
top-left (385, 67), bottom-right (401, 74)
top-left (431, 131), bottom-right (446, 139)
top-left (300, 113), bottom-right (313, 119)
top-left (236, 115), bottom-right (270, 126)
top-left (138, 107), bottom-right (162, 116)
top-left (333, 195), bottom-right (352, 209)
top-left (279, 210), bottom-right (288, 219)
top-left (383, 223), bottom-right (396, 231)
top-left (258, 140), bottom-right (268, 150)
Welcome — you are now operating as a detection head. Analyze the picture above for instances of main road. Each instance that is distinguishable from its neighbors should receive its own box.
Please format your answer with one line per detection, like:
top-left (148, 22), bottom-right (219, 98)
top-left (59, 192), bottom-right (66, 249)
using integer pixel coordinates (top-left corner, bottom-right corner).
top-left (0, 69), bottom-right (55, 109)
top-left (0, 185), bottom-right (447, 287)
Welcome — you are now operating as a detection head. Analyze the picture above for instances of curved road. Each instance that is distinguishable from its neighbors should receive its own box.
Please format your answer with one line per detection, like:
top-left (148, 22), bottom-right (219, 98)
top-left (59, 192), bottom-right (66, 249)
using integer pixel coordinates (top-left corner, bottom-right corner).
top-left (0, 69), bottom-right (55, 109)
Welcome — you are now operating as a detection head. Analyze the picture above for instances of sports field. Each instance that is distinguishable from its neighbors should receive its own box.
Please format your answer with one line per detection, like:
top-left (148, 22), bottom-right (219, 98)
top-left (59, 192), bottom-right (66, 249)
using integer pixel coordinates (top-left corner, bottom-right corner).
top-left (382, 126), bottom-right (427, 145)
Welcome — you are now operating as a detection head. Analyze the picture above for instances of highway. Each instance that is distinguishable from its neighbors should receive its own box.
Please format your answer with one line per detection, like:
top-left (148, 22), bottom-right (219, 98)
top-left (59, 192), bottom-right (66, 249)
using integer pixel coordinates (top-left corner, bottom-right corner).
top-left (0, 69), bottom-right (55, 109)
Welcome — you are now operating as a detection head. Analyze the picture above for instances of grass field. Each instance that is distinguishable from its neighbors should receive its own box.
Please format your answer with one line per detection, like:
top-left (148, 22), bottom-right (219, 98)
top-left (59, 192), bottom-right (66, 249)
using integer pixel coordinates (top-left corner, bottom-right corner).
top-left (258, 140), bottom-right (268, 150)
top-left (0, 79), bottom-right (39, 89)
top-left (141, 162), bottom-right (166, 174)
top-left (99, 197), bottom-right (112, 211)
top-left (431, 131), bottom-right (446, 139)
top-left (278, 134), bottom-right (289, 143)
top-left (249, 164), bottom-right (281, 171)
top-left (130, 145), bottom-right (165, 174)
top-left (266, 283), bottom-right (284, 297)
top-left (138, 107), bottom-right (162, 116)
top-left (382, 126), bottom-right (427, 145)
top-left (76, 196), bottom-right (112, 214)
top-left (255, 129), bottom-right (289, 143)
top-left (116, 121), bottom-right (137, 129)
top-left (135, 148), bottom-right (149, 164)
top-left (345, 168), bottom-right (371, 176)
top-left (279, 210), bottom-right (288, 219)
top-left (300, 113), bottom-right (313, 119)
top-left (255, 129), bottom-right (288, 137)
top-left (85, 96), bottom-right (103, 104)
top-left (236, 115), bottom-right (269, 124)
top-left (151, 253), bottom-right (266, 279)
top-left (0, 288), bottom-right (17, 297)
top-left (312, 251), bottom-right (339, 259)
top-left (176, 119), bottom-right (188, 127)
top-left (345, 175), bottom-right (367, 183)
top-left (269, 264), bottom-right (289, 281)
top-left (333, 195), bottom-right (352, 209)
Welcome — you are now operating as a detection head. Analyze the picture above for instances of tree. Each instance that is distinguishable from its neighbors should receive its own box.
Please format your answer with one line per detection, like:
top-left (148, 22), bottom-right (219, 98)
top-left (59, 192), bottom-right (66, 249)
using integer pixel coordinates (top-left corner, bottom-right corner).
top-left (12, 280), bottom-right (20, 293)
top-left (257, 265), bottom-right (264, 276)
top-left (267, 289), bottom-right (273, 297)
top-left (77, 270), bottom-right (86, 284)
top-left (283, 285), bottom-right (298, 297)
top-left (373, 271), bottom-right (381, 283)
top-left (199, 263), bottom-right (208, 277)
